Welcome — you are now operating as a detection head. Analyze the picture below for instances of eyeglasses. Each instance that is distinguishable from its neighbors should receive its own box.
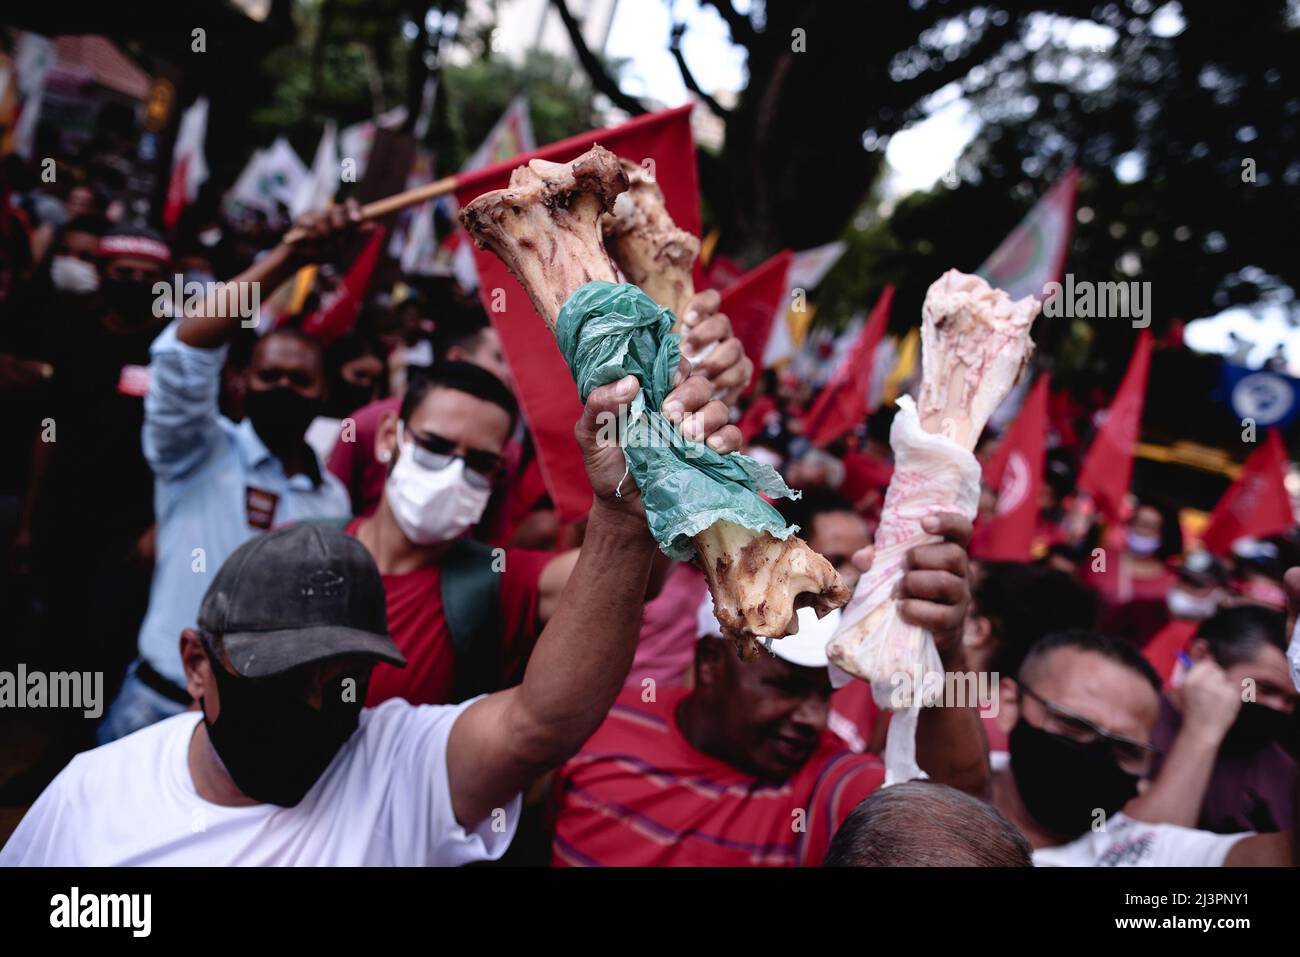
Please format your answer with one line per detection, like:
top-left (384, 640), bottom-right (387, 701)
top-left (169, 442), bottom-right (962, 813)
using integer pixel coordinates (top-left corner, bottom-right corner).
top-left (1018, 682), bottom-right (1160, 774)
top-left (402, 425), bottom-right (502, 489)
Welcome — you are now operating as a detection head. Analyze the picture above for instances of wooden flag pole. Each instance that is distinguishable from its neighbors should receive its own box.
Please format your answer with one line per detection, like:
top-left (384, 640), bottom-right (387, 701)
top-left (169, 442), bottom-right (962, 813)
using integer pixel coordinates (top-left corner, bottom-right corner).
top-left (282, 173), bottom-right (460, 244)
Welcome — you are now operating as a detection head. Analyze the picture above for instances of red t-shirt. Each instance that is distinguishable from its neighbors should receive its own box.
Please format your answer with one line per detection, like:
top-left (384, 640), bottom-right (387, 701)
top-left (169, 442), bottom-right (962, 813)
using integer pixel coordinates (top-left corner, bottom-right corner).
top-left (1082, 556), bottom-right (1176, 645)
top-left (552, 687), bottom-right (886, 866)
top-left (827, 680), bottom-right (882, 753)
top-left (347, 518), bottom-right (551, 706)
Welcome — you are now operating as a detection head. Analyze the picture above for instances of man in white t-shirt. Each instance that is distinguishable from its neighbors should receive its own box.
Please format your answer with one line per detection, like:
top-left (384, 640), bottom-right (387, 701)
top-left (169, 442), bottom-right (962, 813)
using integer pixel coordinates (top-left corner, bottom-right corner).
top-left (1, 347), bottom-right (743, 866)
top-left (988, 629), bottom-right (1294, 867)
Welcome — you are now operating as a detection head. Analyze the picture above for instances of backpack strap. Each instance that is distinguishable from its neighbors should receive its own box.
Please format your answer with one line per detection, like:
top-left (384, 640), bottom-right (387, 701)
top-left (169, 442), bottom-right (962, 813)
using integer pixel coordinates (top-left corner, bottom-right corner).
top-left (303, 515), bottom-right (355, 531)
top-left (440, 538), bottom-right (506, 702)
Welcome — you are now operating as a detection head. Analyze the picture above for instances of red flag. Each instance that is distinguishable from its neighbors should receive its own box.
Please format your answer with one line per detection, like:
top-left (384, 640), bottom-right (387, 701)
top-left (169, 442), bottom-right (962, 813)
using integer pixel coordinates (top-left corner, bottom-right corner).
top-left (1078, 329), bottom-right (1153, 521)
top-left (701, 253), bottom-right (745, 292)
top-left (455, 105), bottom-right (699, 522)
top-left (971, 374), bottom-right (1051, 561)
top-left (719, 250), bottom-right (792, 373)
top-left (802, 285), bottom-right (895, 448)
top-left (300, 226), bottom-right (386, 344)
top-left (1201, 430), bottom-right (1294, 554)
top-left (738, 395), bottom-right (777, 443)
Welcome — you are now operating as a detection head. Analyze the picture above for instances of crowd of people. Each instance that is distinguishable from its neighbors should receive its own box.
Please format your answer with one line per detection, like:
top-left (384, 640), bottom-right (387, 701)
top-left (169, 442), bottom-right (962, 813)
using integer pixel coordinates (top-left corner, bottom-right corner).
top-left (0, 147), bottom-right (1297, 868)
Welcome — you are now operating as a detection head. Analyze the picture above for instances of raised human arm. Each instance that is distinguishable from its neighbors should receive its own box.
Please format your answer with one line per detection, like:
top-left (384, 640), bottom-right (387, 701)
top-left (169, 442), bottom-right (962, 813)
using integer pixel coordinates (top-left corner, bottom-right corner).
top-left (901, 513), bottom-right (992, 798)
top-left (176, 200), bottom-right (364, 349)
top-left (447, 371), bottom-right (740, 827)
top-left (1124, 660), bottom-right (1240, 827)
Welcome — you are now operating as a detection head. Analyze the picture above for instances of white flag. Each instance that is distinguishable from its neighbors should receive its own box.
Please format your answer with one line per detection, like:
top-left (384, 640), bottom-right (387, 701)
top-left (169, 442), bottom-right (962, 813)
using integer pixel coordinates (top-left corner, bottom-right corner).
top-left (291, 121), bottom-right (338, 218)
top-left (762, 241), bottom-right (846, 367)
top-left (11, 33), bottom-right (56, 160)
top-left (164, 97), bottom-right (210, 228)
top-left (226, 137), bottom-right (308, 214)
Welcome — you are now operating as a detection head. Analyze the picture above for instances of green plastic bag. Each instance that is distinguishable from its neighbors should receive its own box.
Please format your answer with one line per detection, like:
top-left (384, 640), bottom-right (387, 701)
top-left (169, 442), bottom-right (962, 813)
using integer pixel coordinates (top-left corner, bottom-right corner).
top-left (556, 280), bottom-right (799, 560)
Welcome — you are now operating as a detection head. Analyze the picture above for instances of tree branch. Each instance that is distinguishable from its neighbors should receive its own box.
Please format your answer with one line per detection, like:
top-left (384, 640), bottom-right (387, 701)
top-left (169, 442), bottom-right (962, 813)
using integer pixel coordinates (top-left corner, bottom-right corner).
top-left (881, 19), bottom-right (1021, 130)
top-left (670, 23), bottom-right (731, 119)
top-left (700, 0), bottom-right (755, 47)
top-left (549, 0), bottom-right (647, 116)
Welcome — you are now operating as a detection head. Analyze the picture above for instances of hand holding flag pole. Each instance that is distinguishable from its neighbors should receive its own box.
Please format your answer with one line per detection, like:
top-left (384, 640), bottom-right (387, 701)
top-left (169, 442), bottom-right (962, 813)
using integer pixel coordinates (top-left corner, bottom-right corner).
top-left (282, 174), bottom-right (460, 244)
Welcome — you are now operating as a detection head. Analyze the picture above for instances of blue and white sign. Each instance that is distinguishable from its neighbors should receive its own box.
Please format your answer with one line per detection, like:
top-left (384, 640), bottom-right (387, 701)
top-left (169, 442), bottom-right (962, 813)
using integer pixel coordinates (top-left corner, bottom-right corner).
top-left (1221, 364), bottom-right (1300, 428)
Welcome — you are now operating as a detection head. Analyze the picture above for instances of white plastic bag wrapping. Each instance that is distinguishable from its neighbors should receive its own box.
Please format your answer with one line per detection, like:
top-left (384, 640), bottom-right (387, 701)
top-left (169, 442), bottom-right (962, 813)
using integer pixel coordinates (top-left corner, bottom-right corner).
top-left (826, 395), bottom-right (981, 785)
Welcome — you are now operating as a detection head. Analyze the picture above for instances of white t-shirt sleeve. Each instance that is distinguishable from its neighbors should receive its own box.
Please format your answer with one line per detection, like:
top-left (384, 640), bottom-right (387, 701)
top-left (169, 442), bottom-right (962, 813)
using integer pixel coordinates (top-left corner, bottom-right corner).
top-left (1136, 821), bottom-right (1251, 867)
top-left (0, 761), bottom-right (77, 866)
top-left (1033, 814), bottom-right (1251, 867)
top-left (357, 698), bottom-right (521, 866)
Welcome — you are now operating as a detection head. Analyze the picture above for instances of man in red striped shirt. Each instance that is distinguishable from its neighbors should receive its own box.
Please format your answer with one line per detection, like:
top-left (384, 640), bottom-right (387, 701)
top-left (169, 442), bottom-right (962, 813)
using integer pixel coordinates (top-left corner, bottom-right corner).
top-left (552, 513), bottom-right (989, 866)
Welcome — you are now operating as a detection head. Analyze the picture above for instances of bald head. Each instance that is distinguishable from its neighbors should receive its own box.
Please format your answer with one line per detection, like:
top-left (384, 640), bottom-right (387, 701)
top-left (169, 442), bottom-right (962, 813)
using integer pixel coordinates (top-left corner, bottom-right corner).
top-left (824, 781), bottom-right (1033, 867)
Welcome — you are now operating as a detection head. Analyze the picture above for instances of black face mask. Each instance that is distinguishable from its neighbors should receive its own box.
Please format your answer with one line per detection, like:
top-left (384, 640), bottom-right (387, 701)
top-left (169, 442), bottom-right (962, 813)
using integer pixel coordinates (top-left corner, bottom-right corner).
top-left (244, 386), bottom-right (323, 449)
top-left (1220, 702), bottom-right (1293, 756)
top-left (102, 276), bottom-right (160, 324)
top-left (202, 648), bottom-right (362, 807)
top-left (1008, 718), bottom-right (1141, 838)
top-left (329, 380), bottom-right (376, 420)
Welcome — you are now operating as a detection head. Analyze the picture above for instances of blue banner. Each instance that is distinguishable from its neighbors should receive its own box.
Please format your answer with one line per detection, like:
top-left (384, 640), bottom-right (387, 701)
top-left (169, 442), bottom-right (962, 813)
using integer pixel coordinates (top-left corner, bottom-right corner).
top-left (1219, 363), bottom-right (1300, 429)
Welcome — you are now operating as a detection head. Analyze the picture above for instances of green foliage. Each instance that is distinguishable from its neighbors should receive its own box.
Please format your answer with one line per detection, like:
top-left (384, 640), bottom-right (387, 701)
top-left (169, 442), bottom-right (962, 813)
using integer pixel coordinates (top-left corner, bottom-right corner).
top-left (248, 0), bottom-right (602, 172)
top-left (439, 50), bottom-right (606, 170)
top-left (811, 2), bottom-right (1300, 386)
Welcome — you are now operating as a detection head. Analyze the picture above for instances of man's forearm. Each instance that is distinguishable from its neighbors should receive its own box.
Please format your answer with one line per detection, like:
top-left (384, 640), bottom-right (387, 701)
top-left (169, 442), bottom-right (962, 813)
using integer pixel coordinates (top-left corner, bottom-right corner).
top-left (915, 703), bottom-right (991, 797)
top-left (914, 649), bottom-right (991, 797)
top-left (448, 503), bottom-right (657, 828)
top-left (178, 244), bottom-right (300, 348)
top-left (1123, 726), bottom-right (1219, 826)
top-left (515, 502), bottom-right (656, 756)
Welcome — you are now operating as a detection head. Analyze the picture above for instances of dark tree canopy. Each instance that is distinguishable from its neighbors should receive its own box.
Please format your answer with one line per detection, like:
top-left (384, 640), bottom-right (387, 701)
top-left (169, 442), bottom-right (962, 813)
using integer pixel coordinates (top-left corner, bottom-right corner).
top-left (557, 1), bottom-right (1297, 359)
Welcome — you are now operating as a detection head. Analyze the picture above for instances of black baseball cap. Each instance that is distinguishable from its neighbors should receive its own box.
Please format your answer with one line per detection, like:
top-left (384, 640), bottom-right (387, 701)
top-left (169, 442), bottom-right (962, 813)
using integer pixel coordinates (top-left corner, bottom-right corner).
top-left (196, 523), bottom-right (406, 678)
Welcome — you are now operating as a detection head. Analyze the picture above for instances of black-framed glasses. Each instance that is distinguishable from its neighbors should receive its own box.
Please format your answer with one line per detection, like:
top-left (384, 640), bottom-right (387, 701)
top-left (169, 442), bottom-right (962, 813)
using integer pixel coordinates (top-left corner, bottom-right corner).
top-left (402, 424), bottom-right (502, 489)
top-left (1018, 682), bottom-right (1160, 773)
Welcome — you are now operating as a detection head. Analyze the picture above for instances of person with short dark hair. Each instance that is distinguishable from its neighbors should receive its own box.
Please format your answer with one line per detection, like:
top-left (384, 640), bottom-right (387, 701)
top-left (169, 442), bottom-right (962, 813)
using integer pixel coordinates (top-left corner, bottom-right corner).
top-left (964, 562), bottom-right (1099, 754)
top-left (990, 628), bottom-right (1293, 865)
top-left (431, 309), bottom-right (513, 391)
top-left (824, 781), bottom-right (1033, 867)
top-left (346, 358), bottom-right (554, 707)
top-left (1127, 605), bottom-right (1297, 834)
top-left (968, 562), bottom-right (1100, 679)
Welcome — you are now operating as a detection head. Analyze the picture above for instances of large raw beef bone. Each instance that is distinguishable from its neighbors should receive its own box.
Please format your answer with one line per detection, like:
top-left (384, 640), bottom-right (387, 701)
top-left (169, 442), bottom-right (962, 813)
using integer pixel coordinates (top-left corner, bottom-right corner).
top-left (600, 158), bottom-right (700, 325)
top-left (827, 269), bottom-right (1041, 688)
top-left (824, 269), bottom-right (1040, 783)
top-left (460, 145), bottom-right (849, 660)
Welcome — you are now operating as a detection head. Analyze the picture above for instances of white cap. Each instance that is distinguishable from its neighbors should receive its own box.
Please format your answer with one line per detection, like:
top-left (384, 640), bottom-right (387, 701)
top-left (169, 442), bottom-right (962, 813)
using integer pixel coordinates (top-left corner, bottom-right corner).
top-left (696, 596), bottom-right (841, 669)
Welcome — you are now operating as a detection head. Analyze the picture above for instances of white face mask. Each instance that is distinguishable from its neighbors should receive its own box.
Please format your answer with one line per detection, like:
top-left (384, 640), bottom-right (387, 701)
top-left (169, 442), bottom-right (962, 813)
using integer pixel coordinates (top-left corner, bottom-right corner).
top-left (1125, 529), bottom-right (1161, 556)
top-left (747, 446), bottom-right (783, 469)
top-left (385, 424), bottom-right (492, 545)
top-left (50, 255), bottom-right (100, 294)
top-left (1166, 587), bottom-right (1219, 621)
